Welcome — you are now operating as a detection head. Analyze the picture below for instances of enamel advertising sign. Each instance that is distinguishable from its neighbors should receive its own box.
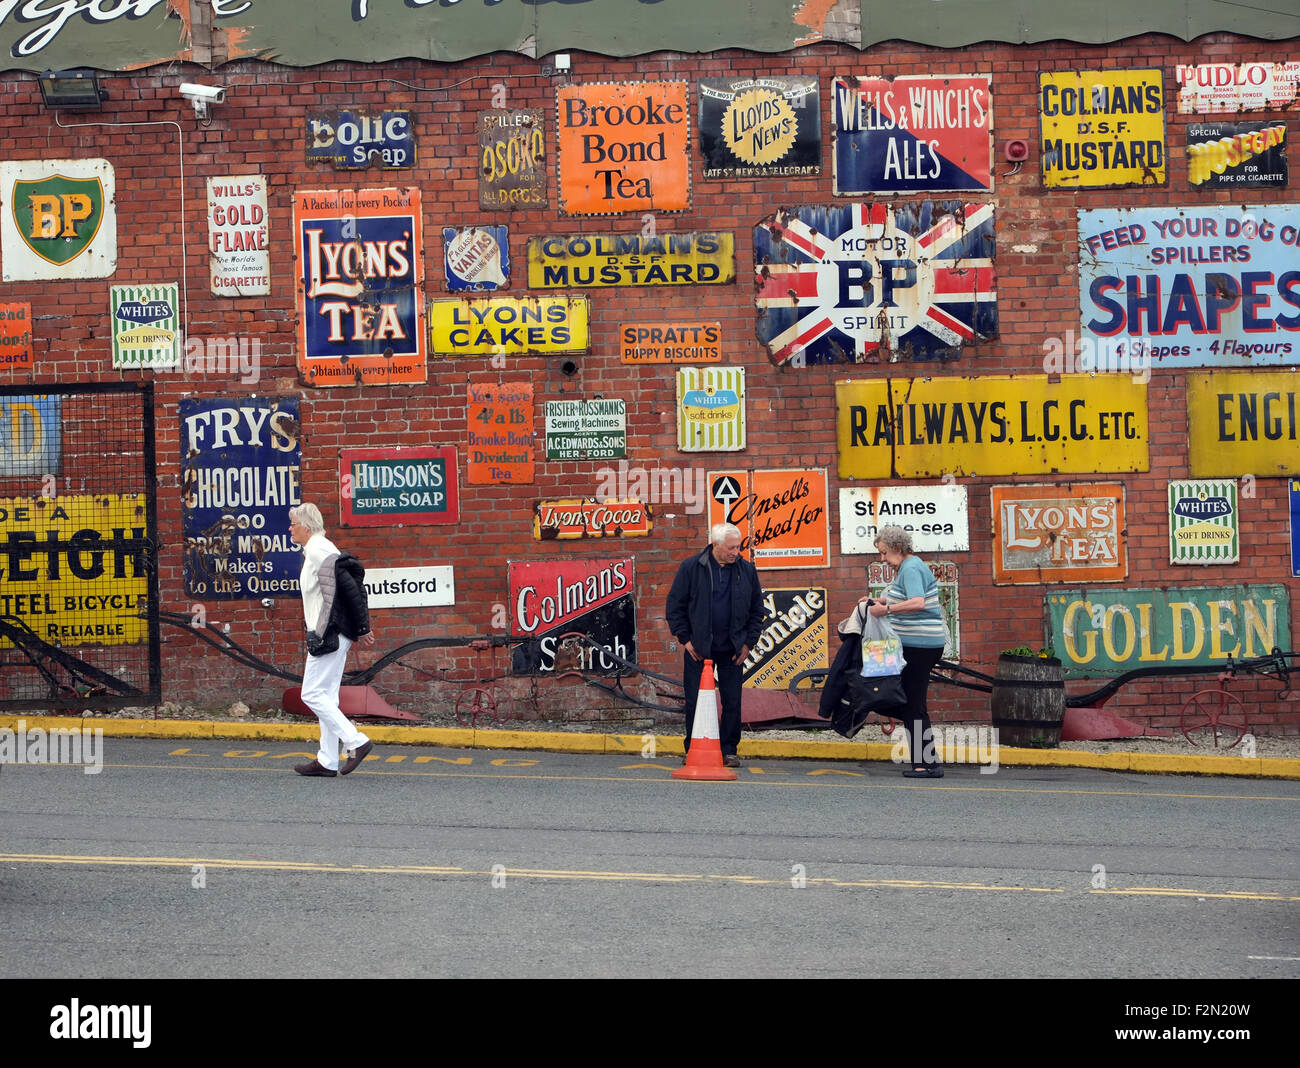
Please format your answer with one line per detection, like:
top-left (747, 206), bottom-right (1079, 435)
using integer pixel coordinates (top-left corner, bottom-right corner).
top-left (754, 202), bottom-right (996, 365)
top-left (293, 187), bottom-right (426, 386)
top-left (1039, 69), bottom-right (1166, 188)
top-left (1, 158), bottom-right (116, 281)
top-left (707, 468), bottom-right (829, 570)
top-left (509, 557), bottom-right (636, 676)
top-left (832, 74), bottom-right (992, 194)
top-left (991, 483), bottom-right (1127, 584)
top-left (698, 76), bottom-right (820, 180)
top-left (207, 175), bottom-right (270, 296)
top-left (339, 446), bottom-right (459, 527)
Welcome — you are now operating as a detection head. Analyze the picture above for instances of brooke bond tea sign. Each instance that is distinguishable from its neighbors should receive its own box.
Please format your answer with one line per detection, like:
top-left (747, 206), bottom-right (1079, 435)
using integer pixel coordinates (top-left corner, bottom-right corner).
top-left (707, 468), bottom-right (829, 570)
top-left (293, 187), bottom-right (426, 386)
top-left (557, 82), bottom-right (690, 215)
top-left (991, 483), bottom-right (1127, 584)
top-left (1, 158), bottom-right (116, 281)
top-left (207, 175), bottom-right (269, 297)
top-left (533, 498), bottom-right (651, 540)
top-left (509, 557), bottom-right (636, 675)
top-left (754, 202), bottom-right (996, 365)
top-left (339, 446), bottom-right (459, 527)
top-left (479, 109), bottom-right (547, 210)
top-left (467, 381), bottom-right (533, 484)
top-left (698, 77), bottom-right (820, 180)
top-left (832, 74), bottom-right (992, 194)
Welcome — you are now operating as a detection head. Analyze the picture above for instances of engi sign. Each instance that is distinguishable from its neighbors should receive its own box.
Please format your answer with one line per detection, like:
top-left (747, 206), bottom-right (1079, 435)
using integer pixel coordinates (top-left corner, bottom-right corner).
top-left (1186, 370), bottom-right (1300, 477)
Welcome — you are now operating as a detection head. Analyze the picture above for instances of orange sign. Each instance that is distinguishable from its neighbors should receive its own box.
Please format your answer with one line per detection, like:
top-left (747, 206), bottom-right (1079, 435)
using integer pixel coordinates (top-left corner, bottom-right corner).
top-left (0, 303), bottom-right (32, 368)
top-left (557, 81), bottom-right (690, 215)
top-left (707, 468), bottom-right (830, 570)
top-left (991, 483), bottom-right (1127, 585)
top-left (620, 321), bottom-right (721, 363)
top-left (467, 381), bottom-right (533, 484)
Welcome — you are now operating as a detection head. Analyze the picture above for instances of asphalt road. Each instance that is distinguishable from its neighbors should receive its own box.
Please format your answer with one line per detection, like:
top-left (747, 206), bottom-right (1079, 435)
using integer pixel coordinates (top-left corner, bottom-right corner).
top-left (2, 739), bottom-right (1297, 980)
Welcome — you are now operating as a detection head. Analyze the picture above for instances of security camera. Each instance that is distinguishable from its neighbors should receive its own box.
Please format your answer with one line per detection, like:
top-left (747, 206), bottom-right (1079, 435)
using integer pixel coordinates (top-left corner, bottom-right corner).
top-left (179, 82), bottom-right (226, 118)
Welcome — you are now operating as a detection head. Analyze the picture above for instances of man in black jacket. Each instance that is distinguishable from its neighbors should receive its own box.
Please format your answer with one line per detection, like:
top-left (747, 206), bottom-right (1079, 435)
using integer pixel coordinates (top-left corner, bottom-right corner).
top-left (288, 502), bottom-right (376, 777)
top-left (665, 522), bottom-right (765, 766)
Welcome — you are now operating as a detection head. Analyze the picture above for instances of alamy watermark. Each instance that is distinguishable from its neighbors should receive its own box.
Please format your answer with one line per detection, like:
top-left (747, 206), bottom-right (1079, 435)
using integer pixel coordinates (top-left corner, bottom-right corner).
top-left (0, 719), bottom-right (103, 774)
top-left (594, 460), bottom-right (707, 515)
top-left (1042, 329), bottom-right (1151, 384)
top-left (891, 724), bottom-right (1000, 774)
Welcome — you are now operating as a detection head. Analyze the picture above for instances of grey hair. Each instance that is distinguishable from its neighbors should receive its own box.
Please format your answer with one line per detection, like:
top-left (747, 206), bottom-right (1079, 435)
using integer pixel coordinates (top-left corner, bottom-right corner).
top-left (710, 522), bottom-right (741, 545)
top-left (874, 524), bottom-right (913, 555)
top-left (289, 502), bottom-right (325, 535)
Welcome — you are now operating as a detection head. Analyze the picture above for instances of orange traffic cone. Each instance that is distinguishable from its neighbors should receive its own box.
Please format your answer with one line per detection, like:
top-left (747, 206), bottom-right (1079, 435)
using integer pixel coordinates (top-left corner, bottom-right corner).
top-left (672, 659), bottom-right (737, 781)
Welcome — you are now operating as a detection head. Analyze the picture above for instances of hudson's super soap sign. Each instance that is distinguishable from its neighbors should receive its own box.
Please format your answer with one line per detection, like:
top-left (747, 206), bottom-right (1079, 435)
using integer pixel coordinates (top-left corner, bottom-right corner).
top-left (832, 74), bottom-right (992, 194)
top-left (293, 187), bottom-right (426, 386)
top-left (754, 202), bottom-right (996, 365)
top-left (1040, 69), bottom-right (1166, 188)
top-left (339, 446), bottom-right (458, 527)
top-left (1080, 206), bottom-right (1300, 367)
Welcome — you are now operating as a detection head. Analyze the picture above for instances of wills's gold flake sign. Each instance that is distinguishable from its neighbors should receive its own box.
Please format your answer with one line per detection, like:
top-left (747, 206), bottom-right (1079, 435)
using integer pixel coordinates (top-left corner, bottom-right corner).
top-left (836, 375), bottom-right (1149, 478)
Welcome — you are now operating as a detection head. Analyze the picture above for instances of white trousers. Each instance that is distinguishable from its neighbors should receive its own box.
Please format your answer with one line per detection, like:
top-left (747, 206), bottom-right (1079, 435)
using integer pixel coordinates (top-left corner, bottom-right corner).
top-left (301, 636), bottom-right (369, 771)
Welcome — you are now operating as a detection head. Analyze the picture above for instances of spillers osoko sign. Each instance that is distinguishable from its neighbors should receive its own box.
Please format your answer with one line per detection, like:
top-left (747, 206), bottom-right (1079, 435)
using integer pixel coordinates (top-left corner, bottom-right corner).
top-left (293, 187), bottom-right (426, 386)
top-left (479, 109), bottom-right (547, 210)
top-left (180, 396), bottom-right (302, 600)
top-left (339, 446), bottom-right (459, 527)
top-left (509, 557), bottom-right (635, 675)
top-left (0, 158), bottom-right (116, 281)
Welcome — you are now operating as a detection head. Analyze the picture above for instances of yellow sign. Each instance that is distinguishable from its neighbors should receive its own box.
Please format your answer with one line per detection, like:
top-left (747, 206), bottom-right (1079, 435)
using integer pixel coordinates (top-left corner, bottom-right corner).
top-left (527, 232), bottom-right (735, 288)
top-left (836, 375), bottom-right (1149, 478)
top-left (0, 494), bottom-right (148, 648)
top-left (1187, 370), bottom-right (1300, 476)
top-left (1039, 69), bottom-right (1166, 188)
top-left (429, 296), bottom-right (589, 357)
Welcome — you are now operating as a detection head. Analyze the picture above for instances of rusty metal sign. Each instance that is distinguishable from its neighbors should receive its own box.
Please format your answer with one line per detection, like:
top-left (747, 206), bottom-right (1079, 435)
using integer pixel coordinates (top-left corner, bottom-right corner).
top-left (306, 109), bottom-right (416, 169)
top-left (754, 202), bottom-right (996, 365)
top-left (991, 483), bottom-right (1127, 584)
top-left (620, 321), bottom-right (721, 363)
top-left (1186, 370), bottom-right (1300, 477)
top-left (742, 588), bottom-right (828, 690)
top-left (479, 109), bottom-right (547, 210)
top-left (1039, 69), bottom-right (1166, 188)
top-left (508, 557), bottom-right (635, 676)
top-left (1176, 62), bottom-right (1300, 114)
top-left (0, 304), bottom-right (33, 370)
top-left (528, 232), bottom-right (734, 288)
top-left (430, 295), bottom-right (588, 357)
top-left (533, 498), bottom-right (651, 540)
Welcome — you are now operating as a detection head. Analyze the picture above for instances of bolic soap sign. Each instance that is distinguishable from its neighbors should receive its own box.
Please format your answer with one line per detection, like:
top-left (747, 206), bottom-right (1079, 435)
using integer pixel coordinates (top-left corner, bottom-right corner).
top-left (698, 77), bottom-right (820, 180)
top-left (293, 187), bottom-right (426, 386)
top-left (742, 588), bottom-right (828, 691)
top-left (557, 81), bottom-right (690, 215)
top-left (1186, 370), bottom-right (1300, 477)
top-left (509, 557), bottom-right (635, 676)
top-left (533, 498), bottom-right (650, 540)
top-left (339, 446), bottom-right (458, 527)
top-left (836, 375), bottom-right (1149, 478)
top-left (0, 158), bottom-right (116, 281)
top-left (832, 74), bottom-right (992, 194)
top-left (544, 399), bottom-right (625, 460)
top-left (1187, 123), bottom-right (1287, 189)
top-left (707, 468), bottom-right (829, 570)
top-left (479, 109), bottom-right (547, 210)
top-left (1079, 206), bottom-right (1300, 367)
top-left (1168, 479), bottom-right (1239, 565)
top-left (207, 175), bottom-right (270, 296)
top-left (307, 109), bottom-right (415, 169)
top-left (528, 232), bottom-right (734, 288)
top-left (1039, 69), bottom-right (1166, 188)
top-left (180, 397), bottom-right (302, 601)
top-left (991, 484), bottom-right (1127, 584)
top-left (1048, 585), bottom-right (1289, 677)
top-left (754, 202), bottom-right (996, 365)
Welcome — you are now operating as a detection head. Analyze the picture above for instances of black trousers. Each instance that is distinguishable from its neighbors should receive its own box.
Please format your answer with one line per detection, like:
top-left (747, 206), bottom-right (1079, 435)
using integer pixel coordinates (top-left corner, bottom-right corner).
top-left (898, 644), bottom-right (945, 767)
top-left (683, 649), bottom-right (743, 756)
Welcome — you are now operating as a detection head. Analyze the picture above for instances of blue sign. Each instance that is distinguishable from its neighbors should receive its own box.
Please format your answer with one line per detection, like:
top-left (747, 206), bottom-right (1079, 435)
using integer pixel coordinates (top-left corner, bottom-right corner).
top-left (1291, 479), bottom-right (1300, 577)
top-left (180, 396), bottom-right (303, 600)
top-left (0, 394), bottom-right (60, 476)
top-left (306, 109), bottom-right (416, 169)
top-left (1079, 205), bottom-right (1300, 368)
top-left (442, 225), bottom-right (509, 292)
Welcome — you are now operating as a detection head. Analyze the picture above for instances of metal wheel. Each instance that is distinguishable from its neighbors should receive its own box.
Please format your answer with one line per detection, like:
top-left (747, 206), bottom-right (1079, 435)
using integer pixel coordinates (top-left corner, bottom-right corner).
top-left (1179, 687), bottom-right (1248, 748)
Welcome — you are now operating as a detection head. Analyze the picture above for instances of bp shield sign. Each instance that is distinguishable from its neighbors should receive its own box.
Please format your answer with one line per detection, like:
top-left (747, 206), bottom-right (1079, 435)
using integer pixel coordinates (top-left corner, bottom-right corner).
top-left (1, 159), bottom-right (117, 280)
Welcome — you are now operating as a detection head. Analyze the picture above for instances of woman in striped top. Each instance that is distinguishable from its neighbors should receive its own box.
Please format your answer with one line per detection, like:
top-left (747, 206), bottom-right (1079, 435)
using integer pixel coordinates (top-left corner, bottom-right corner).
top-left (862, 524), bottom-right (948, 779)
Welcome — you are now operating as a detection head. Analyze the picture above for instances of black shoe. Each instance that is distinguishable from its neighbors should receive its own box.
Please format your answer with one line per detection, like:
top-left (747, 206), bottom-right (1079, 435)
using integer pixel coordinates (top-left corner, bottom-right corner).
top-left (340, 740), bottom-right (374, 775)
top-left (722, 754), bottom-right (741, 768)
top-left (902, 765), bottom-right (944, 778)
top-left (294, 760), bottom-right (337, 777)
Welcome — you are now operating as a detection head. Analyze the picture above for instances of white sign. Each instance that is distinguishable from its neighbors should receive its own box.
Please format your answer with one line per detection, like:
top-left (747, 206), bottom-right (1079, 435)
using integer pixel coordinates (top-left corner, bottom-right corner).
top-left (364, 566), bottom-right (455, 609)
top-left (1176, 61), bottom-right (1300, 114)
top-left (0, 158), bottom-right (116, 281)
top-left (839, 485), bottom-right (969, 553)
top-left (207, 175), bottom-right (270, 296)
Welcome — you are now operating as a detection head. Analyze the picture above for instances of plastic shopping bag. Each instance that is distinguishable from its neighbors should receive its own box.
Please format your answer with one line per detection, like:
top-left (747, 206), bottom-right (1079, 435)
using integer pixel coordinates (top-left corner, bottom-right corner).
top-left (860, 609), bottom-right (907, 677)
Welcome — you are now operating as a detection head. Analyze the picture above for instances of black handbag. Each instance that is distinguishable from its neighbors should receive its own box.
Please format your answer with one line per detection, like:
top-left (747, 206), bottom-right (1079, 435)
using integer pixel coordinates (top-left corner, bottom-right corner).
top-left (305, 624), bottom-right (340, 657)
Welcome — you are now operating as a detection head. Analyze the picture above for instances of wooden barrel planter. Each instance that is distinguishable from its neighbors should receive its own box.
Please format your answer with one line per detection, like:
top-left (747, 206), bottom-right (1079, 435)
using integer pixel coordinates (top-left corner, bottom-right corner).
top-left (990, 654), bottom-right (1065, 748)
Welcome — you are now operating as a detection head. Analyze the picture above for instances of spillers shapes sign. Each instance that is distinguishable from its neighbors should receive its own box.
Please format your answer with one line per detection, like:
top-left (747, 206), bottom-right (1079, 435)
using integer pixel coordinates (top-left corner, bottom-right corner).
top-left (698, 77), bottom-right (820, 180)
top-left (293, 187), bottom-right (426, 386)
top-left (1, 158), bottom-right (116, 280)
top-left (557, 81), bottom-right (690, 215)
top-left (754, 202), bottom-right (996, 365)
top-left (509, 557), bottom-right (635, 675)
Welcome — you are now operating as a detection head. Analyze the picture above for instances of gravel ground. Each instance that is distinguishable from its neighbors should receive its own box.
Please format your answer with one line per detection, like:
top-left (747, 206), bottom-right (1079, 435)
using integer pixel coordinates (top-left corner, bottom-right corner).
top-left (63, 700), bottom-right (1300, 759)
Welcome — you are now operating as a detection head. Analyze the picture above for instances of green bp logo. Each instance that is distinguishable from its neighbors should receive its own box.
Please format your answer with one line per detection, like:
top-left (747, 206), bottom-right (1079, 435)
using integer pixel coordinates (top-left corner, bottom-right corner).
top-left (11, 174), bottom-right (105, 265)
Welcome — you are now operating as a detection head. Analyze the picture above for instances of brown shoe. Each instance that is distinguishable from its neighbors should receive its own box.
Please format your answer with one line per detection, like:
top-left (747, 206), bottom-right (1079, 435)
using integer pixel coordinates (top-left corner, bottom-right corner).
top-left (723, 754), bottom-right (741, 768)
top-left (340, 739), bottom-right (374, 775)
top-left (294, 760), bottom-right (337, 777)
